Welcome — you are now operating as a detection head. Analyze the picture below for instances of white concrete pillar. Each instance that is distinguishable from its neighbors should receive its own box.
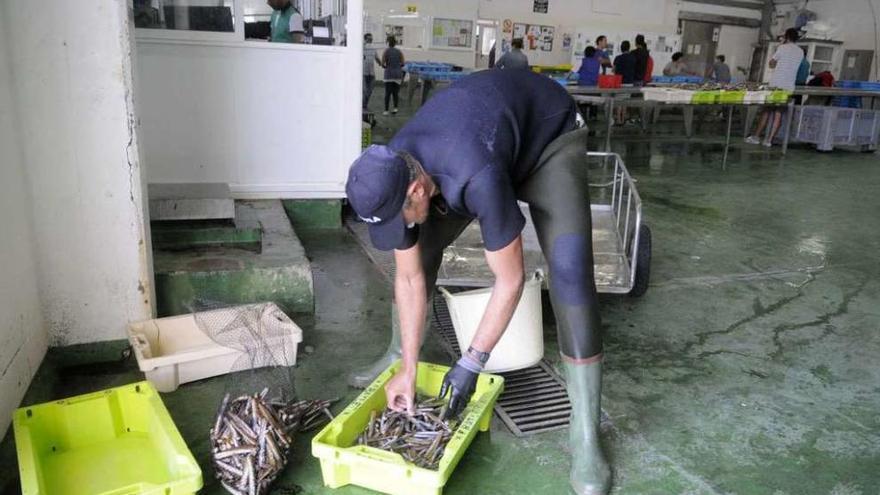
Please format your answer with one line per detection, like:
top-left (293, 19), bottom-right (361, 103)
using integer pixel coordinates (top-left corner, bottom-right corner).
top-left (4, 0), bottom-right (153, 345)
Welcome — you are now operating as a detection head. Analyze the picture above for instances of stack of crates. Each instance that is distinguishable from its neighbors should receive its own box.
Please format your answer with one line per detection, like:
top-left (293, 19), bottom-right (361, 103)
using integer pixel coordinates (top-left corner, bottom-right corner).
top-left (793, 105), bottom-right (880, 151)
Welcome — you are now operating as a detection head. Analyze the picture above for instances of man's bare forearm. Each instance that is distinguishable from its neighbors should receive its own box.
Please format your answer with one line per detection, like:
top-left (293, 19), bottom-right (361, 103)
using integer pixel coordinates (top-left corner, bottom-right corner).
top-left (395, 271), bottom-right (427, 373)
top-left (469, 274), bottom-right (524, 353)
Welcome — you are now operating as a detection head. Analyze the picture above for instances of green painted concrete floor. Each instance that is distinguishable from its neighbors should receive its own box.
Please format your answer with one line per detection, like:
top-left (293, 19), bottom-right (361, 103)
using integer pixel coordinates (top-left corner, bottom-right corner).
top-left (3, 92), bottom-right (880, 493)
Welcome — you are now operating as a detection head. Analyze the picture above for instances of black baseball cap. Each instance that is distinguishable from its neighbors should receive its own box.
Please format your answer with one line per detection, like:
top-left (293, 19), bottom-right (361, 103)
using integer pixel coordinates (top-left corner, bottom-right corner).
top-left (346, 145), bottom-right (412, 251)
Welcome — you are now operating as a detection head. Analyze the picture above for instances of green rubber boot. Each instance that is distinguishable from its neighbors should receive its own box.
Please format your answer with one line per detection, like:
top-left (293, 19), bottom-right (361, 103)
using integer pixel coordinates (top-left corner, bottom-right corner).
top-left (347, 301), bottom-right (429, 388)
top-left (565, 359), bottom-right (611, 495)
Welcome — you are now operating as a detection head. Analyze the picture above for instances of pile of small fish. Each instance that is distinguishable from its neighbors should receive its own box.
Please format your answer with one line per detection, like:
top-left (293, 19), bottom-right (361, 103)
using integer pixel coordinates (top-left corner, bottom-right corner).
top-left (210, 390), bottom-right (334, 495)
top-left (356, 397), bottom-right (457, 470)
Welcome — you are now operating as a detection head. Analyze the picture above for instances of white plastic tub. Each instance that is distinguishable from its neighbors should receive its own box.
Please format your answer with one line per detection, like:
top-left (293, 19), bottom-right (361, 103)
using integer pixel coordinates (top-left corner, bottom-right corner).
top-left (128, 302), bottom-right (302, 392)
top-left (439, 273), bottom-right (544, 373)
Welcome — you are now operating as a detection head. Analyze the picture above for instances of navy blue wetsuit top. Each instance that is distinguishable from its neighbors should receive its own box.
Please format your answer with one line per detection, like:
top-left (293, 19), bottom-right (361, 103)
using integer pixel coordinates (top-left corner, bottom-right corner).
top-left (388, 69), bottom-right (577, 251)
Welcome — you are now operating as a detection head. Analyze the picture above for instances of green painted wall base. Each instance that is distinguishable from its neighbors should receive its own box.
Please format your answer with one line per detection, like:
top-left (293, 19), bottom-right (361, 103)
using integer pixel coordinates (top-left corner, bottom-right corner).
top-left (282, 199), bottom-right (342, 230)
top-left (153, 200), bottom-right (314, 317)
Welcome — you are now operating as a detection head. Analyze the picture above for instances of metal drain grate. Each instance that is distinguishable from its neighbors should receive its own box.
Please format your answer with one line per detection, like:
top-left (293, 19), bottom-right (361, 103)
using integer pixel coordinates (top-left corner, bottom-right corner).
top-left (431, 297), bottom-right (573, 437)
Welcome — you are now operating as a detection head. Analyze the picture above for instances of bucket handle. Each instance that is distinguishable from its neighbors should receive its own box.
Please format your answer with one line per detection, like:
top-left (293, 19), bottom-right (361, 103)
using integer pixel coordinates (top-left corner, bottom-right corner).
top-left (438, 270), bottom-right (543, 297)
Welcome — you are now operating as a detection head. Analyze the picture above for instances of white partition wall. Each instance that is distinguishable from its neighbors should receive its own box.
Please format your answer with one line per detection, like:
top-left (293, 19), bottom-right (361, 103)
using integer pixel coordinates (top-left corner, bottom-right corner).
top-left (136, 0), bottom-right (364, 199)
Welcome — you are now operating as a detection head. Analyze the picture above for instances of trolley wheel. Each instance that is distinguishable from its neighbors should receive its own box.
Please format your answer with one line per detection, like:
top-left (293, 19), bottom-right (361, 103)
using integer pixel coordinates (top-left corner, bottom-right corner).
top-left (629, 224), bottom-right (651, 297)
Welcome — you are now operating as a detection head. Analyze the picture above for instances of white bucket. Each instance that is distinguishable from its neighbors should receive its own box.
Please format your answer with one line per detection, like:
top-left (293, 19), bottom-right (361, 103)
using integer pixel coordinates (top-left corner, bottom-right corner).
top-left (439, 272), bottom-right (544, 373)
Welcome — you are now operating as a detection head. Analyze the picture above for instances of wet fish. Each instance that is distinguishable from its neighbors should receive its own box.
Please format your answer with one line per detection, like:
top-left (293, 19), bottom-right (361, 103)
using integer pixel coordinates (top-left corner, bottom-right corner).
top-left (210, 394), bottom-right (335, 495)
top-left (356, 396), bottom-right (458, 470)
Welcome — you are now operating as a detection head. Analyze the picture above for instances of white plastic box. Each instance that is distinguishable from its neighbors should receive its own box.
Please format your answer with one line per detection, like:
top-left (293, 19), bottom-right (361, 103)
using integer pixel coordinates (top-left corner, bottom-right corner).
top-left (439, 273), bottom-right (544, 373)
top-left (128, 302), bottom-right (302, 392)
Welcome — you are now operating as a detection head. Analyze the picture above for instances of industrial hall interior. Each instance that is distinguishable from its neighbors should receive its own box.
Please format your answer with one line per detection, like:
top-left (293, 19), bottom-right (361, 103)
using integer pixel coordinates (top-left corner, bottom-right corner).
top-left (2, 0), bottom-right (880, 494)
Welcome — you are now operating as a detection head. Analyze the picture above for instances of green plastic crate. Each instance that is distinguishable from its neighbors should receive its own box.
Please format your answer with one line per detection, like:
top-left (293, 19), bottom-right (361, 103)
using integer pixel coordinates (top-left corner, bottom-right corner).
top-left (691, 90), bottom-right (720, 104)
top-left (718, 90), bottom-right (746, 104)
top-left (767, 90), bottom-right (792, 104)
top-left (13, 381), bottom-right (202, 495)
top-left (311, 361), bottom-right (504, 495)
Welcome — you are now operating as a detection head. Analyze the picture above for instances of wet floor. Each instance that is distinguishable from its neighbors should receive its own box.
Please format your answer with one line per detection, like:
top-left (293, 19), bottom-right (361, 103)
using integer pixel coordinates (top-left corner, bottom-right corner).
top-left (2, 87), bottom-right (879, 494)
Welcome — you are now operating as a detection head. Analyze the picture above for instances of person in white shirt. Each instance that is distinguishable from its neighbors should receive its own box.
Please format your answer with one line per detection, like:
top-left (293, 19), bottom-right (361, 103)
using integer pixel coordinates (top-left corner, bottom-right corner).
top-left (363, 33), bottom-right (382, 110)
top-left (746, 28), bottom-right (804, 147)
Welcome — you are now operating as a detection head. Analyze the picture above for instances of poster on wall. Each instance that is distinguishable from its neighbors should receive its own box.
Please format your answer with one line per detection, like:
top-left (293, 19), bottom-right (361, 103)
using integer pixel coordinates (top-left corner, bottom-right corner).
top-left (385, 25), bottom-right (404, 43)
top-left (502, 19), bottom-right (513, 34)
top-left (432, 18), bottom-right (474, 48)
top-left (562, 33), bottom-right (571, 50)
top-left (512, 22), bottom-right (554, 51)
top-left (533, 0), bottom-right (549, 14)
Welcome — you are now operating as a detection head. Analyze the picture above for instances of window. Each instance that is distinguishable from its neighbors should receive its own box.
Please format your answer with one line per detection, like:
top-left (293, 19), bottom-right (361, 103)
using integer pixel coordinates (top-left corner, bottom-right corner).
top-left (133, 0), bottom-right (235, 32)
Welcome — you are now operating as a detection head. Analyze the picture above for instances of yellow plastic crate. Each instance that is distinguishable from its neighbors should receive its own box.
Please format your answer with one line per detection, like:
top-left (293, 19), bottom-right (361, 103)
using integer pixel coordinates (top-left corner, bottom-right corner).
top-left (13, 381), bottom-right (202, 495)
top-left (767, 90), bottom-right (792, 104)
top-left (691, 90), bottom-right (720, 104)
top-left (531, 64), bottom-right (573, 74)
top-left (311, 361), bottom-right (504, 495)
top-left (718, 90), bottom-right (746, 104)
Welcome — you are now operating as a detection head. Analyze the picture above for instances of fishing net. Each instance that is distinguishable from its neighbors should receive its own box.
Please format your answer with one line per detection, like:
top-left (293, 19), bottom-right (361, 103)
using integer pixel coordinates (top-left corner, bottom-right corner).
top-left (187, 300), bottom-right (300, 402)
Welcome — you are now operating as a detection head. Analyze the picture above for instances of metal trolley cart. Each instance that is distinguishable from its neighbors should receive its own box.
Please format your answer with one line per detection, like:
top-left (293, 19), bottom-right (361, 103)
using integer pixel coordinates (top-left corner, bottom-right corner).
top-left (348, 151), bottom-right (652, 297)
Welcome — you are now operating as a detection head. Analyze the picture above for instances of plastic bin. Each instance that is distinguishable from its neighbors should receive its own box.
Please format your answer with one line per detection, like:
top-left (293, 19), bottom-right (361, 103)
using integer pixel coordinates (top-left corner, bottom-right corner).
top-left (439, 273), bottom-right (544, 373)
top-left (766, 90), bottom-right (791, 104)
top-left (718, 90), bottom-right (745, 104)
top-left (598, 74), bottom-right (622, 88)
top-left (743, 90), bottom-right (770, 104)
top-left (692, 90), bottom-right (720, 104)
top-left (793, 105), bottom-right (865, 151)
top-left (128, 302), bottom-right (302, 392)
top-left (311, 361), bottom-right (504, 495)
top-left (13, 381), bottom-right (202, 495)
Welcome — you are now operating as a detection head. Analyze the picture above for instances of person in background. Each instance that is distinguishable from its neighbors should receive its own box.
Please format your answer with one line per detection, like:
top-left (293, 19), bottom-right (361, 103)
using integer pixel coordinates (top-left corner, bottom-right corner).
top-left (633, 34), bottom-right (650, 86)
top-left (595, 35), bottom-right (612, 74)
top-left (796, 47), bottom-right (810, 85)
top-left (577, 46), bottom-right (601, 86)
top-left (708, 55), bottom-right (732, 83)
top-left (381, 36), bottom-right (406, 116)
top-left (267, 0), bottom-right (305, 43)
top-left (746, 28), bottom-right (804, 147)
top-left (613, 40), bottom-right (636, 125)
top-left (363, 34), bottom-right (382, 110)
top-left (663, 52), bottom-right (693, 76)
top-left (793, 47), bottom-right (811, 104)
top-left (496, 38), bottom-right (529, 70)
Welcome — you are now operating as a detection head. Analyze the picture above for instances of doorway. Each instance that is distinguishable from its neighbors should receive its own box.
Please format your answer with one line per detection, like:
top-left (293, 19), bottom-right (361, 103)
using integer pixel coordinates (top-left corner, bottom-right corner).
top-left (680, 20), bottom-right (719, 77)
top-left (475, 20), bottom-right (498, 69)
top-left (840, 50), bottom-right (875, 81)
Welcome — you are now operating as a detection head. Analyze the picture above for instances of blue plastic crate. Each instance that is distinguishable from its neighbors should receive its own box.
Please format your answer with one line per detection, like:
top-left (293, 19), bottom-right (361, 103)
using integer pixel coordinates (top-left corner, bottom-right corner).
top-left (832, 96), bottom-right (862, 108)
top-left (652, 76), bottom-right (674, 84)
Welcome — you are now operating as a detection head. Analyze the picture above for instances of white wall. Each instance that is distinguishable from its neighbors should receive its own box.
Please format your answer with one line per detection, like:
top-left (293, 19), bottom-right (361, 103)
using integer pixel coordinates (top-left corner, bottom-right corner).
top-left (365, 0), bottom-right (477, 68)
top-left (4, 0), bottom-right (153, 346)
top-left (778, 0), bottom-right (880, 79)
top-left (480, 0), bottom-right (680, 67)
top-left (717, 25), bottom-right (759, 82)
top-left (136, 1), bottom-right (364, 198)
top-left (362, 0), bottom-right (762, 70)
top-left (0, 3), bottom-right (49, 438)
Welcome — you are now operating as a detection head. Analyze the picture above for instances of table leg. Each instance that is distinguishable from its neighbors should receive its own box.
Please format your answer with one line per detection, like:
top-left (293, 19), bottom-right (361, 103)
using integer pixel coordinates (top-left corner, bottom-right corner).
top-left (722, 105), bottom-right (733, 169)
top-left (782, 100), bottom-right (794, 155)
top-left (420, 80), bottom-right (433, 107)
top-left (605, 97), bottom-right (614, 151)
top-left (683, 105), bottom-right (694, 137)
top-left (407, 75), bottom-right (418, 104)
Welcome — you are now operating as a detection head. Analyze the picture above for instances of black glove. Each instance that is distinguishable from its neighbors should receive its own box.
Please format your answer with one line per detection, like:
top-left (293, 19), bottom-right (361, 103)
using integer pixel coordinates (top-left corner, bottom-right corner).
top-left (438, 359), bottom-right (480, 420)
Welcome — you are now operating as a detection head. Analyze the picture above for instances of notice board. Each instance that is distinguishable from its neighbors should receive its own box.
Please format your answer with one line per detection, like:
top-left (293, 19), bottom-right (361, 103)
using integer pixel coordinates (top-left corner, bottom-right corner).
top-left (432, 18), bottom-right (474, 48)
